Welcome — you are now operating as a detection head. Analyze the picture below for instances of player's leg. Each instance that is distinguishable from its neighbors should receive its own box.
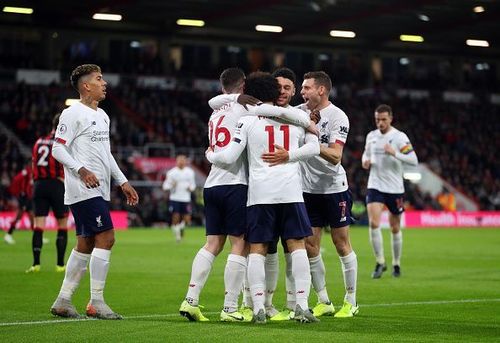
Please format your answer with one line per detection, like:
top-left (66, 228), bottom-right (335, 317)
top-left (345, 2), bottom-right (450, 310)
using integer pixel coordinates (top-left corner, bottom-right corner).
top-left (247, 242), bottom-right (268, 323)
top-left (264, 239), bottom-right (279, 318)
top-left (389, 211), bottom-right (403, 277)
top-left (283, 202), bottom-right (318, 323)
top-left (25, 216), bottom-right (45, 273)
top-left (331, 226), bottom-right (359, 318)
top-left (367, 189), bottom-right (387, 278)
top-left (170, 209), bottom-right (182, 242)
top-left (55, 216), bottom-right (69, 271)
top-left (4, 206), bottom-right (22, 244)
top-left (51, 180), bottom-right (69, 271)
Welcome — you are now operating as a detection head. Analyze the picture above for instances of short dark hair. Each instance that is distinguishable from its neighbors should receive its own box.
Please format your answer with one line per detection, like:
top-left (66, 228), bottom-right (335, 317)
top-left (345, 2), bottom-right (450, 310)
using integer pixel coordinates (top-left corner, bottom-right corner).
top-left (375, 104), bottom-right (393, 116)
top-left (52, 113), bottom-right (61, 130)
top-left (244, 72), bottom-right (280, 103)
top-left (303, 71), bottom-right (332, 92)
top-left (272, 67), bottom-right (296, 84)
top-left (70, 64), bottom-right (101, 91)
top-left (220, 67), bottom-right (245, 93)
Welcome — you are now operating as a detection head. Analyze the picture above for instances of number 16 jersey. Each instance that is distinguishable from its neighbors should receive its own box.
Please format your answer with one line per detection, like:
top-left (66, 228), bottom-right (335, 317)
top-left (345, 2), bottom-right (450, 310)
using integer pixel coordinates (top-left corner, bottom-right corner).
top-left (204, 102), bottom-right (249, 189)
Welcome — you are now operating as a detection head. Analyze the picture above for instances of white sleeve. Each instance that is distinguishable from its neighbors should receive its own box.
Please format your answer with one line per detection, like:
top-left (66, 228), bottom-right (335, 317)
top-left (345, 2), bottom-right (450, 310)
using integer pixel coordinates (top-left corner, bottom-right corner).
top-left (107, 149), bottom-right (128, 186)
top-left (330, 112), bottom-right (349, 145)
top-left (208, 94), bottom-right (239, 110)
top-left (394, 132), bottom-right (418, 166)
top-left (52, 143), bottom-right (83, 175)
top-left (362, 133), bottom-right (371, 163)
top-left (188, 169), bottom-right (196, 192)
top-left (162, 171), bottom-right (174, 191)
top-left (247, 104), bottom-right (310, 128)
top-left (288, 132), bottom-right (320, 162)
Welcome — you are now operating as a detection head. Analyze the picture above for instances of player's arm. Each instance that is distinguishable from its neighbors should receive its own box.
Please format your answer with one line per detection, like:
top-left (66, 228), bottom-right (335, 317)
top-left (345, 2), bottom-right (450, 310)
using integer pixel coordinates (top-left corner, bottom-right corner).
top-left (262, 132), bottom-right (320, 166)
top-left (188, 170), bottom-right (196, 192)
top-left (162, 172), bottom-right (174, 191)
top-left (384, 134), bottom-right (418, 166)
top-left (206, 118), bottom-right (248, 165)
top-left (247, 104), bottom-right (311, 128)
top-left (319, 114), bottom-right (349, 165)
top-left (361, 133), bottom-right (372, 170)
top-left (208, 94), bottom-right (261, 110)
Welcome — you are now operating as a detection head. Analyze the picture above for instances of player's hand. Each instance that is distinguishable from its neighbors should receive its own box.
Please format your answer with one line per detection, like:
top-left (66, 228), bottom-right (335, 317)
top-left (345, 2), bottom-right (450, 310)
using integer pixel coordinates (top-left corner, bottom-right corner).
top-left (306, 120), bottom-right (319, 136)
top-left (205, 146), bottom-right (213, 156)
top-left (237, 94), bottom-right (261, 110)
top-left (78, 167), bottom-right (100, 188)
top-left (121, 182), bottom-right (139, 206)
top-left (262, 144), bottom-right (289, 166)
top-left (362, 159), bottom-right (371, 169)
top-left (384, 143), bottom-right (396, 156)
top-left (310, 109), bottom-right (321, 124)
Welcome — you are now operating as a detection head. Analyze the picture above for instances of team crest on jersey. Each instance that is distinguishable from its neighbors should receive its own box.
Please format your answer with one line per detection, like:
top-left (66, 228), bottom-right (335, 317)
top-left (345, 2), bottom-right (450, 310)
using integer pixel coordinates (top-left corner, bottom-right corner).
top-left (58, 124), bottom-right (67, 134)
top-left (96, 215), bottom-right (103, 227)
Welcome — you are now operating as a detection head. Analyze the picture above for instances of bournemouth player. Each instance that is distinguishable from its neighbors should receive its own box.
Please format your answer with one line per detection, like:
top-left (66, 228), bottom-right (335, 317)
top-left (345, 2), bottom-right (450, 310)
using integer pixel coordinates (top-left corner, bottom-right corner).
top-left (26, 113), bottom-right (69, 273)
top-left (362, 104), bottom-right (418, 278)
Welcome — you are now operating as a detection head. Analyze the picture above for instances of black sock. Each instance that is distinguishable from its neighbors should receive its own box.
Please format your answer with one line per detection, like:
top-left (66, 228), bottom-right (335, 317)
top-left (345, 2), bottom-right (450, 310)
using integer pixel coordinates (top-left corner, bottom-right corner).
top-left (32, 229), bottom-right (43, 265)
top-left (56, 229), bottom-right (68, 266)
top-left (7, 224), bottom-right (16, 235)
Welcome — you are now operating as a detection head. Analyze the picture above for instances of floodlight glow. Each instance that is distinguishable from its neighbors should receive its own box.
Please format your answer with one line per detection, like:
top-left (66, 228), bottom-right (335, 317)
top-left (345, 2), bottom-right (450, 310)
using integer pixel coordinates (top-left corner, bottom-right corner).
top-left (418, 14), bottom-right (430, 22)
top-left (466, 39), bottom-right (489, 47)
top-left (176, 19), bottom-right (205, 27)
top-left (330, 30), bottom-right (356, 38)
top-left (255, 25), bottom-right (283, 33)
top-left (3, 6), bottom-right (33, 14)
top-left (400, 34), bottom-right (424, 43)
top-left (473, 6), bottom-right (485, 13)
top-left (65, 99), bottom-right (79, 106)
top-left (403, 172), bottom-right (422, 181)
top-left (92, 13), bottom-right (122, 21)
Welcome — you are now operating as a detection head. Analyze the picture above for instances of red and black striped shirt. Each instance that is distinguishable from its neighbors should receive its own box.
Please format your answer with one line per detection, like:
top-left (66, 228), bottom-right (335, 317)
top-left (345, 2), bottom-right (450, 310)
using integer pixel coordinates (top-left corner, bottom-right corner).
top-left (32, 131), bottom-right (65, 181)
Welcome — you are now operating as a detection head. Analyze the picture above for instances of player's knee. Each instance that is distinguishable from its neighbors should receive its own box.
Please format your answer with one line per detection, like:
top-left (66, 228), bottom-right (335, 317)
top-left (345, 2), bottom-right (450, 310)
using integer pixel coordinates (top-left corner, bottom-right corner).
top-left (204, 241), bottom-right (224, 256)
top-left (305, 240), bottom-right (320, 257)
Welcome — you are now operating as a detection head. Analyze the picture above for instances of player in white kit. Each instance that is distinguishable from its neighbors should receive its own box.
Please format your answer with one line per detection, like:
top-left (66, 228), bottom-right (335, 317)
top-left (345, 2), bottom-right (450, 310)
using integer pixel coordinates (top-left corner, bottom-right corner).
top-left (362, 104), bottom-right (418, 278)
top-left (180, 68), bottom-right (314, 323)
top-left (163, 155), bottom-right (196, 243)
top-left (207, 72), bottom-right (320, 324)
top-left (299, 71), bottom-right (359, 318)
top-left (50, 64), bottom-right (139, 319)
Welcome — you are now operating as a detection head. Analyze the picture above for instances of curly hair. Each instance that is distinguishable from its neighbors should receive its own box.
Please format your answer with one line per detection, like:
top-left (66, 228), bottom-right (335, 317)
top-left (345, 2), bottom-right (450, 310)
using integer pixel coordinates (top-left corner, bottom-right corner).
top-left (244, 71), bottom-right (280, 103)
top-left (272, 67), bottom-right (296, 84)
top-left (70, 64), bottom-right (101, 91)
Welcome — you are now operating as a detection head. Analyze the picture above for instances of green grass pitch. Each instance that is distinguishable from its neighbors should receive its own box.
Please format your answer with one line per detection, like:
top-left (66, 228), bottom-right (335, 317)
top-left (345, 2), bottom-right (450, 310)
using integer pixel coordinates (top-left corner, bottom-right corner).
top-left (1, 227), bottom-right (499, 342)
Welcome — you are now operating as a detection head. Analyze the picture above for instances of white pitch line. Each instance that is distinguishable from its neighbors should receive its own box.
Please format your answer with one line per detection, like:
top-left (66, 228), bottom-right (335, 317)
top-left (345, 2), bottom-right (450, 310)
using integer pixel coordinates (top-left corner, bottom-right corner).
top-left (1, 298), bottom-right (498, 327)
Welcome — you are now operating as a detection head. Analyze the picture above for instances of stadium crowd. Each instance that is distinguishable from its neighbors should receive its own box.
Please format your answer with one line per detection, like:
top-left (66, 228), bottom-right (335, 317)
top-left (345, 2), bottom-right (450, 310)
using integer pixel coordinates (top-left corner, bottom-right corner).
top-left (0, 77), bottom-right (498, 226)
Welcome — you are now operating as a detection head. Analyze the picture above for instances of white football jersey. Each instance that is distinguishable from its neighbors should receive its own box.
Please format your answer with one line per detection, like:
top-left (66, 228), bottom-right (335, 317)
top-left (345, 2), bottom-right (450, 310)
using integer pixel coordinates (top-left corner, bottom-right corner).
top-left (298, 103), bottom-right (349, 194)
top-left (362, 127), bottom-right (418, 193)
top-left (204, 102), bottom-right (249, 189)
top-left (163, 166), bottom-right (196, 202)
top-left (53, 102), bottom-right (127, 205)
top-left (220, 115), bottom-right (309, 205)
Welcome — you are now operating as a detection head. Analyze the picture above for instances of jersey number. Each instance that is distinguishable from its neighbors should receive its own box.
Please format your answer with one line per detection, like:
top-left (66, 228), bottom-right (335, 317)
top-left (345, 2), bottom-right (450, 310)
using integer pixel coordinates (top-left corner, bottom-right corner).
top-left (209, 115), bottom-right (231, 148)
top-left (265, 125), bottom-right (290, 152)
top-left (37, 145), bottom-right (50, 167)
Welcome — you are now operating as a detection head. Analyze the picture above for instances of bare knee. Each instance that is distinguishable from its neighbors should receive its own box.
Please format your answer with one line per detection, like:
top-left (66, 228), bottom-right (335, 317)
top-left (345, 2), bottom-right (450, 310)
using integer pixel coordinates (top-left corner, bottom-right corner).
top-left (331, 228), bottom-right (352, 256)
top-left (94, 230), bottom-right (115, 250)
top-left (204, 235), bottom-right (226, 256)
top-left (305, 238), bottom-right (320, 258)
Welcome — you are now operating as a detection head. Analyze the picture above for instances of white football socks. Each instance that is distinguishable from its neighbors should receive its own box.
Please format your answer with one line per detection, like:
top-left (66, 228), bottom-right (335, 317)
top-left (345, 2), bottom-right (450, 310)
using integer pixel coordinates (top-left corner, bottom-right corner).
top-left (58, 249), bottom-right (90, 300)
top-left (291, 249), bottom-right (311, 311)
top-left (185, 248), bottom-right (215, 306)
top-left (264, 252), bottom-right (279, 308)
top-left (223, 254), bottom-right (247, 313)
top-left (369, 227), bottom-right (385, 264)
top-left (248, 253), bottom-right (266, 315)
top-left (392, 231), bottom-right (403, 266)
top-left (339, 251), bottom-right (358, 306)
top-left (284, 253), bottom-right (295, 310)
top-left (309, 254), bottom-right (330, 304)
top-left (90, 248), bottom-right (111, 302)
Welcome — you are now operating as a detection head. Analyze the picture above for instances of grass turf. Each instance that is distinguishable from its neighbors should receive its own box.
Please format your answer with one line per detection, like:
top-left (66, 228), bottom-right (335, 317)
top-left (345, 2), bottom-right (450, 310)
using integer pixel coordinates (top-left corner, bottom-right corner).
top-left (1, 227), bottom-right (499, 342)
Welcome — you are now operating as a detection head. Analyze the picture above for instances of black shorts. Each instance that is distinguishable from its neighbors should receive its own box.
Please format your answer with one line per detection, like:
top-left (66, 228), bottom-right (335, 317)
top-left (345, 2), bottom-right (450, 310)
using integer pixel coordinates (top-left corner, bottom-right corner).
top-left (70, 197), bottom-right (114, 237)
top-left (303, 190), bottom-right (355, 228)
top-left (33, 179), bottom-right (69, 218)
top-left (204, 184), bottom-right (247, 237)
top-left (18, 195), bottom-right (32, 212)
top-left (366, 188), bottom-right (404, 215)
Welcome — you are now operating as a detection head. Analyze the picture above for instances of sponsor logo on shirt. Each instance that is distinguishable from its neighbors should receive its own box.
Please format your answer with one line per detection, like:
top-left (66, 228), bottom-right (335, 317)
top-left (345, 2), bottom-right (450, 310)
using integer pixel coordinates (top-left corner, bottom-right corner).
top-left (91, 130), bottom-right (109, 142)
top-left (320, 134), bottom-right (329, 144)
top-left (340, 126), bottom-right (349, 135)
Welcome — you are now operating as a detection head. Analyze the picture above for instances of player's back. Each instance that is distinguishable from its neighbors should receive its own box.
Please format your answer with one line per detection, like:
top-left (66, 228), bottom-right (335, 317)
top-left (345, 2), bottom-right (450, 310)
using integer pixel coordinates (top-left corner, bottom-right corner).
top-left (205, 102), bottom-right (248, 188)
top-left (240, 115), bottom-right (305, 206)
top-left (32, 133), bottom-right (64, 181)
